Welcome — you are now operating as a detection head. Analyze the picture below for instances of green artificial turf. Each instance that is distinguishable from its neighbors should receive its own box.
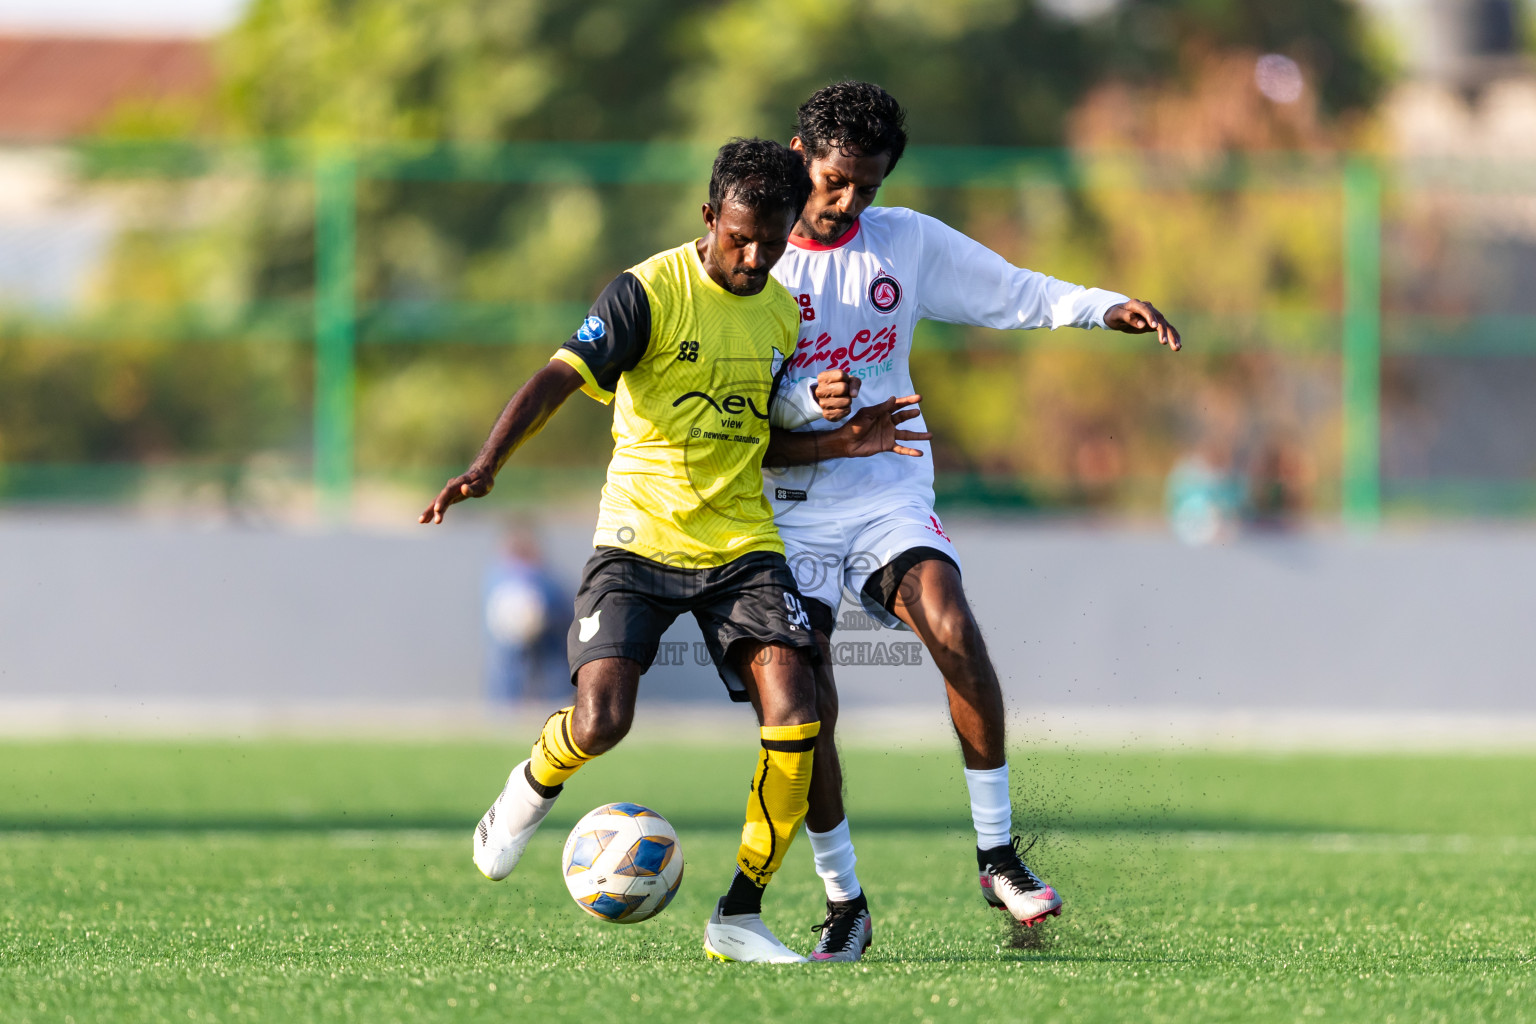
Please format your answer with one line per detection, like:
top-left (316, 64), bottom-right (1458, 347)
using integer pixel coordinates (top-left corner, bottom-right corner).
top-left (0, 738), bottom-right (1532, 1023)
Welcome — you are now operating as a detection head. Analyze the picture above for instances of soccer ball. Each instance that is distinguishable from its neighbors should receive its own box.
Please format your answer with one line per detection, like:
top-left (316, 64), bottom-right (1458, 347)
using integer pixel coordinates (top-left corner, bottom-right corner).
top-left (560, 803), bottom-right (684, 924)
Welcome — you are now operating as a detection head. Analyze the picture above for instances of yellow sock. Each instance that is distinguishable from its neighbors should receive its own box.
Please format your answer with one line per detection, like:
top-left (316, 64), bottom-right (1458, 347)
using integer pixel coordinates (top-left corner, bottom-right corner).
top-left (736, 720), bottom-right (820, 887)
top-left (528, 706), bottom-right (595, 789)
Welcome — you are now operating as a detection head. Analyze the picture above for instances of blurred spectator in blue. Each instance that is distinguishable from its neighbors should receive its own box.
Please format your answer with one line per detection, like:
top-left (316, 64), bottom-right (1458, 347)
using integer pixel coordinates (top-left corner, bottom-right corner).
top-left (1165, 444), bottom-right (1240, 546)
top-left (484, 527), bottom-right (571, 703)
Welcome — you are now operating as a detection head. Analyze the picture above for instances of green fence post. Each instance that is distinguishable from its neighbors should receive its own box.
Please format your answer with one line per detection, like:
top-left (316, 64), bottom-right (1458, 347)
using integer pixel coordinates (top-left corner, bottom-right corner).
top-left (313, 149), bottom-right (358, 519)
top-left (1342, 157), bottom-right (1382, 529)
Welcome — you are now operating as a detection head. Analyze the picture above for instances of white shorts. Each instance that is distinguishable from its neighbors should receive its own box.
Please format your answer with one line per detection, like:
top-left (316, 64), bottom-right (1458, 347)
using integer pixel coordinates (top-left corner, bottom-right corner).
top-left (779, 502), bottom-right (961, 631)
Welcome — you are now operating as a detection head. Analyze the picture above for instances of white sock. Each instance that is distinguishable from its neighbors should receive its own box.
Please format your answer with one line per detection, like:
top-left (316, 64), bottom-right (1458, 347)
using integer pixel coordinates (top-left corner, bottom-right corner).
top-left (806, 818), bottom-right (862, 902)
top-left (964, 764), bottom-right (1013, 850)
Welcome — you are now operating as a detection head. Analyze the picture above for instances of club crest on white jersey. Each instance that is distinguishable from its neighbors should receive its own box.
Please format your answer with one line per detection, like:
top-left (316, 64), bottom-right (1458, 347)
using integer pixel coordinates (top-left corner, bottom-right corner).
top-left (869, 272), bottom-right (902, 313)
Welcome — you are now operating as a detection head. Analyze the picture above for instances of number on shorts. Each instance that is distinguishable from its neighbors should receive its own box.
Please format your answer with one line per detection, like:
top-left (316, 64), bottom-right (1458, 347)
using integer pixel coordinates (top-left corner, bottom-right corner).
top-left (783, 592), bottom-right (811, 632)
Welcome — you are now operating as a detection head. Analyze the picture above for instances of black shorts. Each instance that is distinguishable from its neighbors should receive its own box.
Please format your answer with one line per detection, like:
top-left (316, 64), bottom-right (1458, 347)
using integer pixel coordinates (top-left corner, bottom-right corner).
top-left (566, 547), bottom-right (817, 701)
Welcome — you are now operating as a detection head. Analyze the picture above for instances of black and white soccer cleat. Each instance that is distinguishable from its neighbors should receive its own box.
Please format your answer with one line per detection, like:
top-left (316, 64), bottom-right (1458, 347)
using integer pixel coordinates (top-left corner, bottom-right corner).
top-left (810, 893), bottom-right (873, 962)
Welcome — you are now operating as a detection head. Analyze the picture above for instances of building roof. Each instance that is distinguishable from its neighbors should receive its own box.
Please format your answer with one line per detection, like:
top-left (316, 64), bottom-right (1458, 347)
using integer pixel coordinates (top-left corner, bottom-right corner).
top-left (0, 35), bottom-right (213, 141)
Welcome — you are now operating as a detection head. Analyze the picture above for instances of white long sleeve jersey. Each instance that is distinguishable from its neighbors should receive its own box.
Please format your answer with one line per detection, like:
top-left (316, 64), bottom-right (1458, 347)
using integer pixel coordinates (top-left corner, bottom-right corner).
top-left (766, 205), bottom-right (1128, 519)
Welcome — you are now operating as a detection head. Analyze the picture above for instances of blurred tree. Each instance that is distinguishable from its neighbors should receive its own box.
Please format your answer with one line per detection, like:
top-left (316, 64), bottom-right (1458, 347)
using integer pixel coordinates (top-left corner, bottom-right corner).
top-left (7, 0), bottom-right (1385, 509)
top-left (221, 0), bottom-right (712, 143)
top-left (217, 0), bottom-right (725, 304)
top-left (206, 0), bottom-right (1381, 306)
top-left (0, 332), bottom-right (304, 501)
top-left (676, 0), bottom-right (1380, 143)
top-left (674, 0), bottom-right (1092, 144)
top-left (1089, 0), bottom-right (1381, 117)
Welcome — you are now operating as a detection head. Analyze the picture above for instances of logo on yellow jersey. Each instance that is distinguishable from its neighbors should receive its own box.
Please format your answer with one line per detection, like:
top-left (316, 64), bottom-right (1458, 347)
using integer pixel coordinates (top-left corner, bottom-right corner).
top-left (671, 391), bottom-right (770, 419)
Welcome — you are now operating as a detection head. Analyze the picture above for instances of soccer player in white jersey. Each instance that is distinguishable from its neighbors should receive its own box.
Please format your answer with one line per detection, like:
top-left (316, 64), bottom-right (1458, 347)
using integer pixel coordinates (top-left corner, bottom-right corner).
top-left (764, 81), bottom-right (1183, 961)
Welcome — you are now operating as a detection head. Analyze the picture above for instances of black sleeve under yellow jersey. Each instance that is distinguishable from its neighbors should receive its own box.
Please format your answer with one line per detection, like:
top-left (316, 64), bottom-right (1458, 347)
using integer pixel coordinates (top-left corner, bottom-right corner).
top-left (558, 272), bottom-right (652, 399)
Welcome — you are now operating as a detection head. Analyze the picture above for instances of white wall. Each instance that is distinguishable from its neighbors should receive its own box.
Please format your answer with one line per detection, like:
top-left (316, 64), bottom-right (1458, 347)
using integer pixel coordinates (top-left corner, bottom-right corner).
top-left (2, 513), bottom-right (1533, 713)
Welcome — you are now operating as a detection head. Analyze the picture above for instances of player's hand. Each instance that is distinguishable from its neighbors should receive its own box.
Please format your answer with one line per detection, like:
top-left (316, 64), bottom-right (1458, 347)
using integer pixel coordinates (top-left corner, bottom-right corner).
top-left (841, 395), bottom-right (930, 459)
top-left (1105, 299), bottom-right (1182, 352)
top-left (814, 369), bottom-right (861, 421)
top-left (419, 465), bottom-right (495, 524)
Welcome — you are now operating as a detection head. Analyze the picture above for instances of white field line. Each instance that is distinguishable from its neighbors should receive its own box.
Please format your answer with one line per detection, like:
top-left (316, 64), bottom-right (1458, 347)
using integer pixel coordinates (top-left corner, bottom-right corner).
top-left (315, 828), bottom-right (1535, 854)
top-left (3, 699), bottom-right (1536, 751)
top-left (1180, 831), bottom-right (1536, 855)
top-left (5, 826), bottom-right (1527, 857)
top-left (1005, 707), bottom-right (1536, 752)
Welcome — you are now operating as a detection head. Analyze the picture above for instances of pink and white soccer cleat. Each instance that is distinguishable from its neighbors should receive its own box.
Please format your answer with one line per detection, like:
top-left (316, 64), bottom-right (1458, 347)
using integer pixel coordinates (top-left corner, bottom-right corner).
top-left (978, 836), bottom-right (1063, 927)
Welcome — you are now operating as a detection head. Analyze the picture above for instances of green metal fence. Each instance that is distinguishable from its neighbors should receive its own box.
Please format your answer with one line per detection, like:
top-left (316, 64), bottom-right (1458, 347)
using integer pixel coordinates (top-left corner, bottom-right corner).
top-left (1341, 157), bottom-right (1381, 529)
top-left (305, 143), bottom-right (1381, 525)
top-left (7, 140), bottom-right (1528, 524)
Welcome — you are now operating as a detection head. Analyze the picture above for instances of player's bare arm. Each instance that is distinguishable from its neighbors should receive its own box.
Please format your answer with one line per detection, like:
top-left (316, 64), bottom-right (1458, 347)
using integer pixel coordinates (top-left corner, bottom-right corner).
top-left (1105, 299), bottom-right (1183, 351)
top-left (418, 359), bottom-right (585, 524)
top-left (765, 394), bottom-right (929, 468)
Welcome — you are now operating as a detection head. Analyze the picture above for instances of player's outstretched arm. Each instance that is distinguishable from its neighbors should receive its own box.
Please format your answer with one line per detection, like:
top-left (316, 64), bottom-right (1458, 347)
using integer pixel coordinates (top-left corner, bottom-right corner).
top-left (419, 359), bottom-right (585, 524)
top-left (840, 395), bottom-right (930, 458)
top-left (1104, 299), bottom-right (1182, 352)
top-left (765, 395), bottom-right (930, 469)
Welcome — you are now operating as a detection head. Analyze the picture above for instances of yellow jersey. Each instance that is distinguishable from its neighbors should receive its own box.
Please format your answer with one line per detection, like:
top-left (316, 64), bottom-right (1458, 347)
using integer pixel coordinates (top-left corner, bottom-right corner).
top-left (552, 241), bottom-right (800, 566)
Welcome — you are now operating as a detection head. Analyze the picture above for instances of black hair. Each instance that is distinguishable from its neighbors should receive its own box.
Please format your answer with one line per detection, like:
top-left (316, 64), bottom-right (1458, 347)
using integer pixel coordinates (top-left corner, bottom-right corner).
top-left (707, 137), bottom-right (812, 218)
top-left (795, 80), bottom-right (908, 175)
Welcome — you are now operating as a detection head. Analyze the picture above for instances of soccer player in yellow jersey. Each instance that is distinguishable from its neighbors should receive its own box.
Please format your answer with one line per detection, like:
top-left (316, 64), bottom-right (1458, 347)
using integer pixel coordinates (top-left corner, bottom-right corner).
top-left (420, 139), bottom-right (928, 963)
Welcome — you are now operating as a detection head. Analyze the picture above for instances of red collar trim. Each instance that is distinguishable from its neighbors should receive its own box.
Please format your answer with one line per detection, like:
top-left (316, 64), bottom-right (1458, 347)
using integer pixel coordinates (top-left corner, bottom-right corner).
top-left (789, 219), bottom-right (860, 251)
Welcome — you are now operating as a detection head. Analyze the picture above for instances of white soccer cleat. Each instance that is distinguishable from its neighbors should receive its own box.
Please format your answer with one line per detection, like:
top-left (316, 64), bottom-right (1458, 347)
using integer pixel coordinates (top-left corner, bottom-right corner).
top-left (472, 759), bottom-right (559, 881)
top-left (703, 898), bottom-right (809, 963)
top-left (978, 836), bottom-right (1063, 928)
top-left (810, 894), bottom-right (873, 962)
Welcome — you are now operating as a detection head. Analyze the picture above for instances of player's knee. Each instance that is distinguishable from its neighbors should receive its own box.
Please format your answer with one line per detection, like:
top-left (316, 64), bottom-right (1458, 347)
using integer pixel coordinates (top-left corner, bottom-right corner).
top-left (571, 702), bottom-right (632, 755)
